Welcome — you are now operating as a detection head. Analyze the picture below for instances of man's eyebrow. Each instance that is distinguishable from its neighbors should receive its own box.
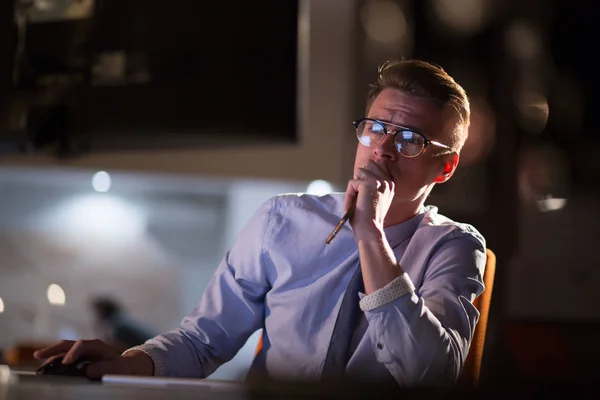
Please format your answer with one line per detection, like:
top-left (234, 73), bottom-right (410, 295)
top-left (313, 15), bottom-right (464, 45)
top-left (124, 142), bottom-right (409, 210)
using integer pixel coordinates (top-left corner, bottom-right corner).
top-left (369, 117), bottom-right (422, 133)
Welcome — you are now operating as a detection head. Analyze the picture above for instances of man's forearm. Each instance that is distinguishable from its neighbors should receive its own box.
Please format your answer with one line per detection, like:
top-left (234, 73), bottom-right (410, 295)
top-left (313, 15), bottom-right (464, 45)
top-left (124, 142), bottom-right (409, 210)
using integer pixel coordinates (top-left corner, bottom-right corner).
top-left (355, 224), bottom-right (403, 294)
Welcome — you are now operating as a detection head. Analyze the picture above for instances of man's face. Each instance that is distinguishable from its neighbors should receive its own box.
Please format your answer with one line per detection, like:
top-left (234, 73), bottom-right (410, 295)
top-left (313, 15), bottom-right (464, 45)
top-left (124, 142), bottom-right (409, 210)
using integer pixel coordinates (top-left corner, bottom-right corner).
top-left (353, 88), bottom-right (459, 209)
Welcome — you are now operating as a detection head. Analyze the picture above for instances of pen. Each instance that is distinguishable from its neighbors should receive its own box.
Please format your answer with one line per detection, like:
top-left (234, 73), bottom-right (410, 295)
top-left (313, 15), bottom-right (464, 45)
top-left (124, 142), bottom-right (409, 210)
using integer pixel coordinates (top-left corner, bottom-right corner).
top-left (326, 198), bottom-right (355, 244)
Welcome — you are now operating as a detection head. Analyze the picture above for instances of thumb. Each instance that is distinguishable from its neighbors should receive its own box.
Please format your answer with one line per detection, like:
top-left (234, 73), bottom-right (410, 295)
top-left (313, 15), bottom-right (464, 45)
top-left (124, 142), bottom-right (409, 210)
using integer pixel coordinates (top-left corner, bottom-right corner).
top-left (344, 181), bottom-right (358, 213)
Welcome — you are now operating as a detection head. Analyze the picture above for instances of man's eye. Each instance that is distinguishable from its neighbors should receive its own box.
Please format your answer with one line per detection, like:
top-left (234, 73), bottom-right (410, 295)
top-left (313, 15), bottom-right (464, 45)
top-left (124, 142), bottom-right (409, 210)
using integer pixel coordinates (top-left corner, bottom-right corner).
top-left (401, 131), bottom-right (418, 142)
top-left (369, 124), bottom-right (384, 134)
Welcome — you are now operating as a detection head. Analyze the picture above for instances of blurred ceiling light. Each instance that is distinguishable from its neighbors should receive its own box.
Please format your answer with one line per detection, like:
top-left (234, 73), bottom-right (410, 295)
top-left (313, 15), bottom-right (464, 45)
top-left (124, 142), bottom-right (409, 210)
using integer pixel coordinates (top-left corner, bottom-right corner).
top-left (516, 90), bottom-right (550, 135)
top-left (431, 0), bottom-right (492, 35)
top-left (505, 21), bottom-right (542, 61)
top-left (92, 171), bottom-right (111, 192)
top-left (307, 179), bottom-right (334, 196)
top-left (34, 0), bottom-right (59, 12)
top-left (361, 0), bottom-right (408, 44)
top-left (0, 297), bottom-right (4, 313)
top-left (537, 196), bottom-right (568, 212)
top-left (47, 284), bottom-right (66, 306)
top-left (28, 0), bottom-right (96, 22)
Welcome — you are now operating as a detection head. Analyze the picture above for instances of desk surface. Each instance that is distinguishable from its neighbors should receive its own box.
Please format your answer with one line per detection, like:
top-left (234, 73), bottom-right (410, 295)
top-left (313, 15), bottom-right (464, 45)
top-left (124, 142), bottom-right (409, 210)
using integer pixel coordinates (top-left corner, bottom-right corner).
top-left (0, 374), bottom-right (468, 400)
top-left (2, 367), bottom-right (594, 399)
top-left (1, 368), bottom-right (250, 400)
top-left (2, 375), bottom-right (247, 400)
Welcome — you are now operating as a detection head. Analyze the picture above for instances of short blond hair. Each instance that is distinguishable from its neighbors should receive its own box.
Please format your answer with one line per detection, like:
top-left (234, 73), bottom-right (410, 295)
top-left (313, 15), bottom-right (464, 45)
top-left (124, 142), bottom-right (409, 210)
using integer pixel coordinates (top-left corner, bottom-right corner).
top-left (366, 60), bottom-right (470, 153)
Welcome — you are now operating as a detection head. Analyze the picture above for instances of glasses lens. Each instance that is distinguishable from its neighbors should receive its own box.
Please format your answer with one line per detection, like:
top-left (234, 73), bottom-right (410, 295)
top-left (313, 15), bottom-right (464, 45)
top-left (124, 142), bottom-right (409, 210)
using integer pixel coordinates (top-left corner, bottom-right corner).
top-left (356, 120), bottom-right (385, 147)
top-left (395, 130), bottom-right (425, 157)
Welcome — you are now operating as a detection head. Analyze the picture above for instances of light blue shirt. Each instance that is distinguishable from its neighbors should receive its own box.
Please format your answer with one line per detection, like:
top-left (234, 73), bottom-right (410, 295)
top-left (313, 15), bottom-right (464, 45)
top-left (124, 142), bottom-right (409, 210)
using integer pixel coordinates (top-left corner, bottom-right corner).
top-left (132, 193), bottom-right (486, 386)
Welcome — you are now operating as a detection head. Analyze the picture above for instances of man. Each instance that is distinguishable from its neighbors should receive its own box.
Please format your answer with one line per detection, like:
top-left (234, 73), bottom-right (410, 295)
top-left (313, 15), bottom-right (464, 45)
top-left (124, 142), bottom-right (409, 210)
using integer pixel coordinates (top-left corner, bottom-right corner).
top-left (34, 60), bottom-right (486, 386)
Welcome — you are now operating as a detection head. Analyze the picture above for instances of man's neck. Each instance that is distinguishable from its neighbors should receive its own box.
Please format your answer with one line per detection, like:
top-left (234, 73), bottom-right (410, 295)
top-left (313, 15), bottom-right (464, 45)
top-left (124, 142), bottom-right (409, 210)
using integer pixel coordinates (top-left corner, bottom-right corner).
top-left (383, 199), bottom-right (426, 228)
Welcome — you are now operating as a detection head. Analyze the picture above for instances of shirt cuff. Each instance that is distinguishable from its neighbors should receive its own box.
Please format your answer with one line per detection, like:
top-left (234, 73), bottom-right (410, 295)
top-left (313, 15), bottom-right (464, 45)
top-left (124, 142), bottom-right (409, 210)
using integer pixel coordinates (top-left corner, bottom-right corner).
top-left (359, 272), bottom-right (415, 311)
top-left (122, 345), bottom-right (167, 377)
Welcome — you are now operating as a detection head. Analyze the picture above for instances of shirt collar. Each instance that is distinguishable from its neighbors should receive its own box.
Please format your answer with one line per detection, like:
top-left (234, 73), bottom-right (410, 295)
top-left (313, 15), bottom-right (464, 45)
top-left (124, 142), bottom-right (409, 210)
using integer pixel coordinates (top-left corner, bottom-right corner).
top-left (383, 206), bottom-right (426, 249)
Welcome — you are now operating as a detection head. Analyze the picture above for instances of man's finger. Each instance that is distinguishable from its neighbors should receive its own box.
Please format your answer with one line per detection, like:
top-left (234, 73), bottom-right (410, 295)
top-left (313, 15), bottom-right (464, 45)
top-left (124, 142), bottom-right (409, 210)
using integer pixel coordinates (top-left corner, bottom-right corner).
top-left (357, 168), bottom-right (381, 183)
top-left (35, 353), bottom-right (66, 372)
top-left (62, 339), bottom-right (116, 364)
top-left (34, 341), bottom-right (75, 360)
top-left (63, 340), bottom-right (86, 364)
top-left (344, 180), bottom-right (359, 212)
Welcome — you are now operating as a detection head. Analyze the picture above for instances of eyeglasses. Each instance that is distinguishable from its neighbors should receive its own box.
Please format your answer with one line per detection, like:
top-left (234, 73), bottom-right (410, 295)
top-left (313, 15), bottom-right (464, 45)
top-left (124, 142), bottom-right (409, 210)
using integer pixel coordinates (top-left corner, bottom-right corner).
top-left (353, 118), bottom-right (453, 158)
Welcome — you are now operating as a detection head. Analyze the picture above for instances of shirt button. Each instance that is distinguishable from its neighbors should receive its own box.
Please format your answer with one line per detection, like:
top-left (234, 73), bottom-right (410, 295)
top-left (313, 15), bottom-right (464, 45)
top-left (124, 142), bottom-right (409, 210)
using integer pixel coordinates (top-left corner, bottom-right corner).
top-left (376, 343), bottom-right (383, 350)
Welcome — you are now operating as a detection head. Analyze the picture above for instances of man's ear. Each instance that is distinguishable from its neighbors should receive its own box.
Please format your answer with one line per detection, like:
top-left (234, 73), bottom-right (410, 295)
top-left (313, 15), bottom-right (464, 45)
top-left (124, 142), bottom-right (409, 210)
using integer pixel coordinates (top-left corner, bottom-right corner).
top-left (433, 153), bottom-right (459, 183)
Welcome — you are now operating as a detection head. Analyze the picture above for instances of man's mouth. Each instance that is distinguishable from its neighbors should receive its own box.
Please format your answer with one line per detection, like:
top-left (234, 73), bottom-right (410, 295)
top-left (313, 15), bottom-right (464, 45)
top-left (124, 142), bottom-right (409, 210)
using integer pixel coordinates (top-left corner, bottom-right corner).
top-left (372, 160), bottom-right (394, 181)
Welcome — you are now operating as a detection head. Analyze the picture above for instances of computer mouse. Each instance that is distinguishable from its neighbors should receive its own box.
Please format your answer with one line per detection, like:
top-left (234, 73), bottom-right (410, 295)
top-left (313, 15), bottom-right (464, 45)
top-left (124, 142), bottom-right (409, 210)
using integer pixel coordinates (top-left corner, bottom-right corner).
top-left (36, 356), bottom-right (93, 378)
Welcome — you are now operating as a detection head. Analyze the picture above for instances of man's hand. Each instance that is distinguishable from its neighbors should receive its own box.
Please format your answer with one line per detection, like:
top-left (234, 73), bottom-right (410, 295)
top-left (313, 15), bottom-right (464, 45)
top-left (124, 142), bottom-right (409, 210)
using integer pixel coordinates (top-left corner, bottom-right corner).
top-left (33, 339), bottom-right (154, 379)
top-left (345, 159), bottom-right (395, 239)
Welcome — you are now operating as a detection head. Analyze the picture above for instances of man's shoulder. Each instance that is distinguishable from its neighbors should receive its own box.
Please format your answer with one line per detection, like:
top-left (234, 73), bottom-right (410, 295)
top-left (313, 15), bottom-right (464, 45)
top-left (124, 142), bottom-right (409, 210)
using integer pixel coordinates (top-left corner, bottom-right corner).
top-left (418, 205), bottom-right (486, 249)
top-left (269, 192), bottom-right (345, 215)
top-left (258, 193), bottom-right (352, 250)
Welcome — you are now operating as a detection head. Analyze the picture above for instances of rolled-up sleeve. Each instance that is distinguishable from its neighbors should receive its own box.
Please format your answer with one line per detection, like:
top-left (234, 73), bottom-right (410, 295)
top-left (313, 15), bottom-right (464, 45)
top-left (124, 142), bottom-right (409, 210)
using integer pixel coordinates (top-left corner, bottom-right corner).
top-left (361, 233), bottom-right (486, 386)
top-left (126, 198), bottom-right (277, 378)
top-left (359, 273), bottom-right (416, 311)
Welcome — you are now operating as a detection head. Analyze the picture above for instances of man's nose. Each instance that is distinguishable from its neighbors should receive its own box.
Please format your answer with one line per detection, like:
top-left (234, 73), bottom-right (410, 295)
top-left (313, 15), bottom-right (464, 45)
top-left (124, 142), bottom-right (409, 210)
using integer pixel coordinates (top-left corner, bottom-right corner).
top-left (373, 134), bottom-right (397, 161)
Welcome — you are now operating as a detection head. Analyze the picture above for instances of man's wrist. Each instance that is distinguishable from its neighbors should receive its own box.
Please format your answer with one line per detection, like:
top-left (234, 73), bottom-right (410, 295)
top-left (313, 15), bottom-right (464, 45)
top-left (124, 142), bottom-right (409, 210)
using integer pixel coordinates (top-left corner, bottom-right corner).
top-left (353, 221), bottom-right (384, 243)
top-left (121, 350), bottom-right (155, 376)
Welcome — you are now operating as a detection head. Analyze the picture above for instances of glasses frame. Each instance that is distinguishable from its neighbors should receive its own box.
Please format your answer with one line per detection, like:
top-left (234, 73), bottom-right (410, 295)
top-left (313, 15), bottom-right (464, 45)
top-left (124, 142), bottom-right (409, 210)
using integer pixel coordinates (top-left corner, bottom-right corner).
top-left (353, 118), bottom-right (453, 158)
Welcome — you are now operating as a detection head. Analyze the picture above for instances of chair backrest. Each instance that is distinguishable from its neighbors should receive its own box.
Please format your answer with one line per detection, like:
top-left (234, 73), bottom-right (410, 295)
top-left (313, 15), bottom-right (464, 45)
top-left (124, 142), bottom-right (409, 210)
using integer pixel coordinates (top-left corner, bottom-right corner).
top-left (253, 248), bottom-right (497, 386)
top-left (459, 248), bottom-right (496, 386)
